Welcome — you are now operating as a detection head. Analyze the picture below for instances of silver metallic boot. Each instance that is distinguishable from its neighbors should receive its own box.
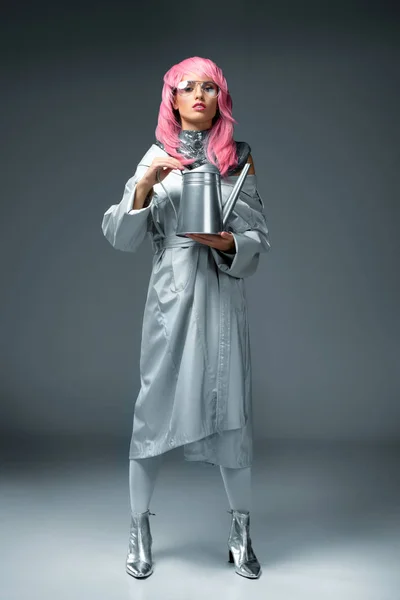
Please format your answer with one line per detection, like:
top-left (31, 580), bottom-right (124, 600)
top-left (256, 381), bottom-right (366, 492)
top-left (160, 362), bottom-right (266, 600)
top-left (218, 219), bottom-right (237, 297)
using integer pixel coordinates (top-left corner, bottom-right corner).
top-left (227, 509), bottom-right (262, 579)
top-left (126, 509), bottom-right (156, 579)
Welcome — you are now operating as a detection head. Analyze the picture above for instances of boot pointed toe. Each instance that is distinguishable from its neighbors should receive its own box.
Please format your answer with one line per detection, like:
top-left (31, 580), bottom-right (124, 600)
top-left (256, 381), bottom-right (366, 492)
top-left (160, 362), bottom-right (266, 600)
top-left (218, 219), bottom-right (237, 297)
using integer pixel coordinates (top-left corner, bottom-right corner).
top-left (236, 558), bottom-right (261, 579)
top-left (126, 558), bottom-right (153, 579)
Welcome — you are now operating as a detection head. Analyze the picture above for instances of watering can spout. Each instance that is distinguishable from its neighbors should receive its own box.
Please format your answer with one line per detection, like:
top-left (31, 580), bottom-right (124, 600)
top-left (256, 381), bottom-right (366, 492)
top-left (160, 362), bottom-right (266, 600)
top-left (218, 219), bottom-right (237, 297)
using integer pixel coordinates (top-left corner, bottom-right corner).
top-left (222, 162), bottom-right (251, 229)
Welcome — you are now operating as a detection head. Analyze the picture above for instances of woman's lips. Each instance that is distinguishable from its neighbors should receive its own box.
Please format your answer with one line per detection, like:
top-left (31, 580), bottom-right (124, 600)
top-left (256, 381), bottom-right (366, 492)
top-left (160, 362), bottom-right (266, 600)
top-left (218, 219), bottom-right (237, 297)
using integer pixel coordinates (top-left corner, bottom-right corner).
top-left (193, 105), bottom-right (206, 111)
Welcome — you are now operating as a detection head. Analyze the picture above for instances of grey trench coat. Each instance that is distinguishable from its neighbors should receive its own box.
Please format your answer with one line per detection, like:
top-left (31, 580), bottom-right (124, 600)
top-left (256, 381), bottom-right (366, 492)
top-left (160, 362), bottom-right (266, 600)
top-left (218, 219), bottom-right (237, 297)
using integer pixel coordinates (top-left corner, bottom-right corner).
top-left (101, 143), bottom-right (270, 468)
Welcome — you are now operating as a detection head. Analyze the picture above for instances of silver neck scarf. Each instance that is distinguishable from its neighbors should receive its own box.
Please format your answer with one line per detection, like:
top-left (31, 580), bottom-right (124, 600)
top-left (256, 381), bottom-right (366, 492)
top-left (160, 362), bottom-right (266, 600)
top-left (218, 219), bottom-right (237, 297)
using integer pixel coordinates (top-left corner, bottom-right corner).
top-left (176, 128), bottom-right (212, 169)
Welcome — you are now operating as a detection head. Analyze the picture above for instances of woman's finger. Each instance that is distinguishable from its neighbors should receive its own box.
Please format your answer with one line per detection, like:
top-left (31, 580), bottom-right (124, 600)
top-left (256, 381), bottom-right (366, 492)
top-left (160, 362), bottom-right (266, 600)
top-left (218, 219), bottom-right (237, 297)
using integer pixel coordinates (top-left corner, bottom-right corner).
top-left (187, 234), bottom-right (233, 252)
top-left (154, 158), bottom-right (184, 170)
top-left (188, 234), bottom-right (220, 241)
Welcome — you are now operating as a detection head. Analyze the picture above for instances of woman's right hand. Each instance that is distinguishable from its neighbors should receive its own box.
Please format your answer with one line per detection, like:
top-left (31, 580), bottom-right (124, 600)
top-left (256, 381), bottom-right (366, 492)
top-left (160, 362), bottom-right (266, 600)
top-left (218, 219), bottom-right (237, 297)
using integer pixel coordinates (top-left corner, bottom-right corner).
top-left (140, 157), bottom-right (185, 189)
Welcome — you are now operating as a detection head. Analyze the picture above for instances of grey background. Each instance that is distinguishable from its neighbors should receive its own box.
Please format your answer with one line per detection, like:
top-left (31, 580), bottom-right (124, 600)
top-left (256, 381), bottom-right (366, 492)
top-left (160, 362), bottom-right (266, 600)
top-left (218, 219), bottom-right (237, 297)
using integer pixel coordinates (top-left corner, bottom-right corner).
top-left (1, 0), bottom-right (399, 448)
top-left (1, 3), bottom-right (400, 599)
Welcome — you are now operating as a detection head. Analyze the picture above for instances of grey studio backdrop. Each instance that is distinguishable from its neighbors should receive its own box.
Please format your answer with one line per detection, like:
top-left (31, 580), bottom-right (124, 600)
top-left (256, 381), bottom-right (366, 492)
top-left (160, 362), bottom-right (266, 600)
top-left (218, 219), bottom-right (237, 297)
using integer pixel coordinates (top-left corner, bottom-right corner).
top-left (1, 0), bottom-right (399, 455)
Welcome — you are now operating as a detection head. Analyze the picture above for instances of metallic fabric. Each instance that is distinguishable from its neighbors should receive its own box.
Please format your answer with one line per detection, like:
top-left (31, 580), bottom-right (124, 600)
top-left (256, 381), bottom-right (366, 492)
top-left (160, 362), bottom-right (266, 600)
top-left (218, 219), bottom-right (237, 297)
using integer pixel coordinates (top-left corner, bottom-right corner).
top-left (154, 130), bottom-right (251, 175)
top-left (101, 143), bottom-right (270, 468)
top-left (227, 509), bottom-right (262, 578)
top-left (177, 128), bottom-right (211, 170)
top-left (126, 509), bottom-right (156, 578)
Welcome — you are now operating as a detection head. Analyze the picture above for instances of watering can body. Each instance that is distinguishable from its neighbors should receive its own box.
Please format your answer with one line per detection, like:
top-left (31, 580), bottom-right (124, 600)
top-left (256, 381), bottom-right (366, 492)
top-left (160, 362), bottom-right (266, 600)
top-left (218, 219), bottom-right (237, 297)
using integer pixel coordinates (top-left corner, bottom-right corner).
top-left (175, 162), bottom-right (251, 237)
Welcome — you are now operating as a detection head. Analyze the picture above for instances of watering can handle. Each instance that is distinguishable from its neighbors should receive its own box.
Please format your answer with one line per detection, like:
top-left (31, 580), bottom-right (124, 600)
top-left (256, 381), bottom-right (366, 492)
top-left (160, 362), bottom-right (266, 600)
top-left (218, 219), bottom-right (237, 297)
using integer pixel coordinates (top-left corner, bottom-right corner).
top-left (222, 162), bottom-right (251, 229)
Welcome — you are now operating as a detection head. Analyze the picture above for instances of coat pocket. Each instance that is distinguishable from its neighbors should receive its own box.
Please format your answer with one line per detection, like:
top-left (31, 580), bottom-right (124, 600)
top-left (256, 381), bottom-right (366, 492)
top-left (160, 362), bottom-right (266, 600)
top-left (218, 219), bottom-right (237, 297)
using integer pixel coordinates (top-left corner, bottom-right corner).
top-left (170, 247), bottom-right (196, 292)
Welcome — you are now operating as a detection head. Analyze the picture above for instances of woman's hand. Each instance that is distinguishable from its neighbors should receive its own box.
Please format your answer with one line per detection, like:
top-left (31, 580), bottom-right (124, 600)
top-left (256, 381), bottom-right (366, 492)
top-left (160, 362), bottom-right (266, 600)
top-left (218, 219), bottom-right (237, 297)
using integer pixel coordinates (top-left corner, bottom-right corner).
top-left (141, 157), bottom-right (185, 188)
top-left (186, 231), bottom-right (236, 253)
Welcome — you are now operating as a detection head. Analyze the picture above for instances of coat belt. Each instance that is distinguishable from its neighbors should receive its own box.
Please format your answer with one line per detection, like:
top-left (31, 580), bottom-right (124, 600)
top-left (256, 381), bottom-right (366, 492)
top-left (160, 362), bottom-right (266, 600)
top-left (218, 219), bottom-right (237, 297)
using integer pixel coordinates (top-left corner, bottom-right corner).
top-left (152, 235), bottom-right (200, 252)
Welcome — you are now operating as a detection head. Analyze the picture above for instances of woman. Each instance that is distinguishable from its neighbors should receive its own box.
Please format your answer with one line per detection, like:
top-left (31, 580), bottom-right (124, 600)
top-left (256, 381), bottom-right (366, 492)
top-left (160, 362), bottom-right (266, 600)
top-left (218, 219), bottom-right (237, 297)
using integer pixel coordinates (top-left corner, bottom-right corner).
top-left (101, 56), bottom-right (270, 580)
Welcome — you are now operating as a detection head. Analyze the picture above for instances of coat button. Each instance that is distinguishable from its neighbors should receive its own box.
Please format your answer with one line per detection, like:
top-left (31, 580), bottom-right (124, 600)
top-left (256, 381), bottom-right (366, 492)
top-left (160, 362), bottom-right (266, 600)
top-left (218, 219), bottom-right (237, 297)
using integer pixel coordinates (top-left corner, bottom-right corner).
top-left (169, 438), bottom-right (175, 446)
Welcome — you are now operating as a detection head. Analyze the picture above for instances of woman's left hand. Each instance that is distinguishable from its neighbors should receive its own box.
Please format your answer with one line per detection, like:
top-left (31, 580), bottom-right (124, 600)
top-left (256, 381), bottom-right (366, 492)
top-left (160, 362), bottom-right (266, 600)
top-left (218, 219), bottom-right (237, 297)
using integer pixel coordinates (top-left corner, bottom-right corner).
top-left (185, 231), bottom-right (236, 253)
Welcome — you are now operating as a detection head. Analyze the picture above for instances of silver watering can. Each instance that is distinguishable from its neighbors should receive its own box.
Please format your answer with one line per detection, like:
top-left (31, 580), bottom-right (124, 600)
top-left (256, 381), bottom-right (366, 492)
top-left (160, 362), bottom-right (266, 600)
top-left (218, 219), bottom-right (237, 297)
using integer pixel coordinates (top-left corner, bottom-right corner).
top-left (156, 162), bottom-right (251, 237)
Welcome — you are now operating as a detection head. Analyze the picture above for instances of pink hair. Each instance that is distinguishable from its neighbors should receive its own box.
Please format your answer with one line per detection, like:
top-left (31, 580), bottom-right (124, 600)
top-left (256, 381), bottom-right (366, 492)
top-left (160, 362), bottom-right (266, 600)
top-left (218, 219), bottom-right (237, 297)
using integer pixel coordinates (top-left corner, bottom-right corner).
top-left (155, 56), bottom-right (238, 178)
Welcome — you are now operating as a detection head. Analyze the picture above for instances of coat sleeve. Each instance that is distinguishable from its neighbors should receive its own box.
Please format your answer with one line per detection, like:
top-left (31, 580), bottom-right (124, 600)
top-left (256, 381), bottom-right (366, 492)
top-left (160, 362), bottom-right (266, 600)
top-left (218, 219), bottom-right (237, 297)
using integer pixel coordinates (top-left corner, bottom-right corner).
top-left (210, 174), bottom-right (271, 279)
top-left (101, 159), bottom-right (156, 253)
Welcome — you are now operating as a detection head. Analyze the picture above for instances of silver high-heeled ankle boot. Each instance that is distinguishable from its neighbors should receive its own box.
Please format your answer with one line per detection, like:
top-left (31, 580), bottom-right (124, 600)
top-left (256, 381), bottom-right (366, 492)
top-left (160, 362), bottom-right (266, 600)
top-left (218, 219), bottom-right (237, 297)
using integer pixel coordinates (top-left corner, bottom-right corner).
top-left (126, 509), bottom-right (156, 579)
top-left (227, 509), bottom-right (262, 579)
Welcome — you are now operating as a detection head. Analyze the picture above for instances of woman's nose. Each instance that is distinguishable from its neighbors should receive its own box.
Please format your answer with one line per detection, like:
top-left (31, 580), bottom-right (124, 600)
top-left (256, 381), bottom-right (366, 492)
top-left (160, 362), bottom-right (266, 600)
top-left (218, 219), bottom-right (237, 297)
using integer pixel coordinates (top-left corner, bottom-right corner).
top-left (194, 83), bottom-right (205, 99)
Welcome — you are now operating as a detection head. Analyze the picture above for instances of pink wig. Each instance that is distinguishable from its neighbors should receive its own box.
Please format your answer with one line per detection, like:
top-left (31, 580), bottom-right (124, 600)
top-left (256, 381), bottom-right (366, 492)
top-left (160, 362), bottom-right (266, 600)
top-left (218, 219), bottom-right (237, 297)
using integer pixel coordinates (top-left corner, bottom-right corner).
top-left (155, 56), bottom-right (238, 178)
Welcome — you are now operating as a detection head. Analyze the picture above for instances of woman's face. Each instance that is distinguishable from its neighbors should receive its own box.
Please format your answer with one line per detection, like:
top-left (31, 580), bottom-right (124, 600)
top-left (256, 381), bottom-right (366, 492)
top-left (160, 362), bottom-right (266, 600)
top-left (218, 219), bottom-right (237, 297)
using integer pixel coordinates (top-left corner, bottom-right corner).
top-left (172, 72), bottom-right (219, 131)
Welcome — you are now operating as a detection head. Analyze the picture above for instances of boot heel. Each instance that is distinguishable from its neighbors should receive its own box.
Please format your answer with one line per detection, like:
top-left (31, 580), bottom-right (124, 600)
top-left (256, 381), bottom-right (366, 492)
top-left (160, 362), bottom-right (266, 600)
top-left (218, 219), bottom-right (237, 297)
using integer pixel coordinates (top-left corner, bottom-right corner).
top-left (228, 549), bottom-right (234, 563)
